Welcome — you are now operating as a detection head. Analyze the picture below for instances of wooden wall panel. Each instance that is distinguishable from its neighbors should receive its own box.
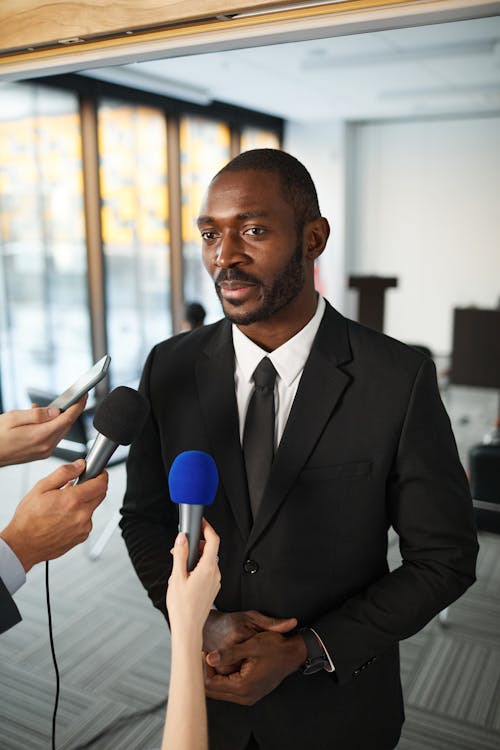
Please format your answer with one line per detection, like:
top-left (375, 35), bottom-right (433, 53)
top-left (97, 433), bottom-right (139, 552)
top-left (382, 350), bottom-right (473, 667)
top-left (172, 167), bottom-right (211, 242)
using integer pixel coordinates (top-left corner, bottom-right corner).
top-left (1, 0), bottom-right (498, 79)
top-left (0, 0), bottom-right (287, 51)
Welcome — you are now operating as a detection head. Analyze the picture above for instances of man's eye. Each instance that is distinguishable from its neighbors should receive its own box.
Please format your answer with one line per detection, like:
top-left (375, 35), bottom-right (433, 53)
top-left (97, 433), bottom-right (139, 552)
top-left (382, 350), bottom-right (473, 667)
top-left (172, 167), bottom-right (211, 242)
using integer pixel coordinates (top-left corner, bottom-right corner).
top-left (201, 231), bottom-right (217, 241)
top-left (245, 227), bottom-right (266, 236)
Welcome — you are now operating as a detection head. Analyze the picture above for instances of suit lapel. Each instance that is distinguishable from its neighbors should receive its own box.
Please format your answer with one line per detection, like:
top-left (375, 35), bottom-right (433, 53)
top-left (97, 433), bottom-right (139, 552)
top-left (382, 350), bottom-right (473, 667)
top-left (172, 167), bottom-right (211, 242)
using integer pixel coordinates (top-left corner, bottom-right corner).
top-left (247, 303), bottom-right (352, 551)
top-left (196, 321), bottom-right (253, 542)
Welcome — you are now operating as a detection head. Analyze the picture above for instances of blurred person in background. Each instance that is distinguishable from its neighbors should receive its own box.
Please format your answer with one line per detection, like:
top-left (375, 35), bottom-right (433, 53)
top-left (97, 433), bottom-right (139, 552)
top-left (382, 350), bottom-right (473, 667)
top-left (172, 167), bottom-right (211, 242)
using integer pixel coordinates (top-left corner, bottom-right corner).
top-left (183, 301), bottom-right (207, 331)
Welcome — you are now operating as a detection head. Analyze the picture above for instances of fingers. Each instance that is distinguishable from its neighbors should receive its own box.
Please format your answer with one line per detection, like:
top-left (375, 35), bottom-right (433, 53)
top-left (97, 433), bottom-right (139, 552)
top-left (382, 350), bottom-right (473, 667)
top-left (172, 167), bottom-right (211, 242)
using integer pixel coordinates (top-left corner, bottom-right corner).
top-left (247, 610), bottom-right (297, 633)
top-left (200, 519), bottom-right (220, 563)
top-left (170, 532), bottom-right (189, 581)
top-left (203, 655), bottom-right (217, 680)
top-left (27, 394), bottom-right (87, 429)
top-left (35, 463), bottom-right (108, 511)
top-left (206, 640), bottom-right (249, 669)
top-left (264, 617), bottom-right (298, 633)
top-left (74, 471), bottom-right (109, 509)
top-left (201, 517), bottom-right (219, 542)
top-left (61, 395), bottom-right (88, 424)
top-left (9, 406), bottom-right (61, 427)
top-left (36, 459), bottom-right (87, 492)
top-left (205, 670), bottom-right (252, 705)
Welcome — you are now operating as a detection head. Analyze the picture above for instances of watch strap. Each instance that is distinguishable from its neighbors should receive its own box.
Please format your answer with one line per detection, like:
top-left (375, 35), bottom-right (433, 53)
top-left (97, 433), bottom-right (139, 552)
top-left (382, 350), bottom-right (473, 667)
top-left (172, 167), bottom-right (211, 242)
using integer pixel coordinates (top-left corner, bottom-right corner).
top-left (298, 627), bottom-right (329, 675)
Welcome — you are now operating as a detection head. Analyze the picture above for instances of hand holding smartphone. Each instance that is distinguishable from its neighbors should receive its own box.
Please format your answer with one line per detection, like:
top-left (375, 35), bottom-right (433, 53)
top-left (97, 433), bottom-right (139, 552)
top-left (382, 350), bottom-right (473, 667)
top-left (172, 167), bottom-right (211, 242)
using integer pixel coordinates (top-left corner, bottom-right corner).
top-left (49, 355), bottom-right (111, 411)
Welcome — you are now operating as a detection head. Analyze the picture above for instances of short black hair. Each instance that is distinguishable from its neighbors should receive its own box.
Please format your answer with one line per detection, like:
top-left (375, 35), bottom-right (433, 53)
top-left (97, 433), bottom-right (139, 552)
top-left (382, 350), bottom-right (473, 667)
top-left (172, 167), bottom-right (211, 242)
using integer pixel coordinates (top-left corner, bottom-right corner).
top-left (185, 301), bottom-right (206, 328)
top-left (215, 149), bottom-right (321, 229)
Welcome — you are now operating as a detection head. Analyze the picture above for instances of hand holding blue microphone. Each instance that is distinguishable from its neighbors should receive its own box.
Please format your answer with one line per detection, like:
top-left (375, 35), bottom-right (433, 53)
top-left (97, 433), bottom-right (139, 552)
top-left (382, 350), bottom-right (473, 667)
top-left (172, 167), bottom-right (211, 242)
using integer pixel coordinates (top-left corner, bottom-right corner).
top-left (168, 450), bottom-right (219, 571)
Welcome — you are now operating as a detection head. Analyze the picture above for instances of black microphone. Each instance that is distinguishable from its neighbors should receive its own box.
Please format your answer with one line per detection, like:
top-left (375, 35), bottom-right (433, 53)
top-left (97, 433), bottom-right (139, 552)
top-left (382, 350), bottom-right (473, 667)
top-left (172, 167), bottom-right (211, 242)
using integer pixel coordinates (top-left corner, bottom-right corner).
top-left (168, 451), bottom-right (219, 571)
top-left (77, 386), bottom-right (150, 483)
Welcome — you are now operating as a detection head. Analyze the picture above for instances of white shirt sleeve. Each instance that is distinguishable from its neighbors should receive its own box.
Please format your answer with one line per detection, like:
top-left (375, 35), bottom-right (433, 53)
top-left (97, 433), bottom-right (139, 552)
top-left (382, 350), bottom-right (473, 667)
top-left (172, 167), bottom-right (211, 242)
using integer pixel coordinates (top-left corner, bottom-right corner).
top-left (0, 537), bottom-right (26, 595)
top-left (310, 627), bottom-right (335, 673)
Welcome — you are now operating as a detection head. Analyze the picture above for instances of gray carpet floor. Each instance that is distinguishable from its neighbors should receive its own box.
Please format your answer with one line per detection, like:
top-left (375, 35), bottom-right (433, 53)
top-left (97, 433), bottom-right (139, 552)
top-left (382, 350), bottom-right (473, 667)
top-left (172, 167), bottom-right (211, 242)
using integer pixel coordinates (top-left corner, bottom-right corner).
top-left (0, 381), bottom-right (499, 750)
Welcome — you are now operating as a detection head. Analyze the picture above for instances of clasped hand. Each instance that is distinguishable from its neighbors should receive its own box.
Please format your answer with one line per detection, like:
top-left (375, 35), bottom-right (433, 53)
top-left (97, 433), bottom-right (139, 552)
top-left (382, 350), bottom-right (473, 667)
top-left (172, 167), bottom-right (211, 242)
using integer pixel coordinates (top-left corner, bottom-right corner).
top-left (203, 610), bottom-right (306, 705)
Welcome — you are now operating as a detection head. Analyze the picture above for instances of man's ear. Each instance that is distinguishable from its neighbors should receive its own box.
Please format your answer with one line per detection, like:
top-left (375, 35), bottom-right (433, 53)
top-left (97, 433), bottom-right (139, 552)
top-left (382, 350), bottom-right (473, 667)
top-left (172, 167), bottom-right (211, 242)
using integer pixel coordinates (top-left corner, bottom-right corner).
top-left (304, 217), bottom-right (330, 261)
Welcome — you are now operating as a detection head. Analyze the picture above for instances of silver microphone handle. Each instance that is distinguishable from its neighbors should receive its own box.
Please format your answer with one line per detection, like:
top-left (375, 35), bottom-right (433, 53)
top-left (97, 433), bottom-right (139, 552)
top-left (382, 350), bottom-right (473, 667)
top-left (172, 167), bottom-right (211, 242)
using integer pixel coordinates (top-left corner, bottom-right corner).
top-left (77, 433), bottom-right (118, 483)
top-left (178, 504), bottom-right (204, 572)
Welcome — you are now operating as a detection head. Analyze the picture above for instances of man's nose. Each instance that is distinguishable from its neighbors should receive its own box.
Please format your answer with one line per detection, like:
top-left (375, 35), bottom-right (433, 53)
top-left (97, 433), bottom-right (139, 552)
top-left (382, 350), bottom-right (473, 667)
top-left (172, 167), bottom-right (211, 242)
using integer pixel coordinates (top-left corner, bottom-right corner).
top-left (214, 233), bottom-right (247, 268)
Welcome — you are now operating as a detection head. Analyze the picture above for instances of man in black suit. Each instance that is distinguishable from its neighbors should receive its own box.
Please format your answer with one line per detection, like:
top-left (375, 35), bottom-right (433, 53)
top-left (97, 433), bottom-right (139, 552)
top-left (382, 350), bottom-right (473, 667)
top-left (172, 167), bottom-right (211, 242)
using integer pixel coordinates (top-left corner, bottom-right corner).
top-left (120, 149), bottom-right (478, 750)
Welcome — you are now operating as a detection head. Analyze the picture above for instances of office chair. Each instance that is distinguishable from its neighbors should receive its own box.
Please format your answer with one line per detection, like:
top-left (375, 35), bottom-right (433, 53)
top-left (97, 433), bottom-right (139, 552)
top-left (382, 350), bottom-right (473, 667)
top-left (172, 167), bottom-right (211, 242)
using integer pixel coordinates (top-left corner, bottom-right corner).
top-left (469, 439), bottom-right (500, 534)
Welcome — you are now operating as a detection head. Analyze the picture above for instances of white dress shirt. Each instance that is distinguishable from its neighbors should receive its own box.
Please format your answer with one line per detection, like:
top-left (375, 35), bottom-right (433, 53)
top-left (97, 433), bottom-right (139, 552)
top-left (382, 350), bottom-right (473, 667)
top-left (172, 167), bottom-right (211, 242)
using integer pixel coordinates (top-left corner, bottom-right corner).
top-left (0, 537), bottom-right (26, 595)
top-left (233, 295), bottom-right (326, 448)
top-left (232, 295), bottom-right (334, 672)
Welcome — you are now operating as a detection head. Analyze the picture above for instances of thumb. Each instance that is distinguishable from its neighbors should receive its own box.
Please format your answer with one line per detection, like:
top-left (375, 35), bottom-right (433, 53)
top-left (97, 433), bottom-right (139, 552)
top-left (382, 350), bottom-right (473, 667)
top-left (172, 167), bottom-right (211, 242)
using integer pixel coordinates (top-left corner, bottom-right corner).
top-left (36, 459), bottom-right (86, 492)
top-left (206, 645), bottom-right (236, 668)
top-left (8, 406), bottom-right (61, 427)
top-left (171, 532), bottom-right (189, 579)
top-left (206, 648), bottom-right (223, 667)
top-left (26, 406), bottom-right (61, 424)
top-left (207, 639), bottom-right (249, 668)
top-left (261, 616), bottom-right (298, 633)
top-left (248, 610), bottom-right (298, 633)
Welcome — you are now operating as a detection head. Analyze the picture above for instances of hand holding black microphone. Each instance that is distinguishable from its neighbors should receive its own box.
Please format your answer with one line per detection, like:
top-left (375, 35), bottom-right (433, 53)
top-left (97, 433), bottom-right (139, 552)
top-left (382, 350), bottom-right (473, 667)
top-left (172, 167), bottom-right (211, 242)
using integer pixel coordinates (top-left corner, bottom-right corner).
top-left (76, 385), bottom-right (150, 484)
top-left (0, 384), bottom-right (148, 578)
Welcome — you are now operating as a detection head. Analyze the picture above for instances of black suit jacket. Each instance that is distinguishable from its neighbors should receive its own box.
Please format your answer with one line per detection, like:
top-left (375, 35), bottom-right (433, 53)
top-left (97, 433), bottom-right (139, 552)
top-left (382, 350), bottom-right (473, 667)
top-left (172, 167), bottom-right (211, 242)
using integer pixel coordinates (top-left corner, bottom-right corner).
top-left (121, 302), bottom-right (478, 750)
top-left (0, 577), bottom-right (22, 635)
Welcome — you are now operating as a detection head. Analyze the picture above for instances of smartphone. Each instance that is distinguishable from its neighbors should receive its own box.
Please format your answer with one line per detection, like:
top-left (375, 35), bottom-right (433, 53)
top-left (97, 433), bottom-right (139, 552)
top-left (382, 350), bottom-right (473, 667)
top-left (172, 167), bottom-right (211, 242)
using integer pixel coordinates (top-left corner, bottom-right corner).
top-left (49, 355), bottom-right (111, 410)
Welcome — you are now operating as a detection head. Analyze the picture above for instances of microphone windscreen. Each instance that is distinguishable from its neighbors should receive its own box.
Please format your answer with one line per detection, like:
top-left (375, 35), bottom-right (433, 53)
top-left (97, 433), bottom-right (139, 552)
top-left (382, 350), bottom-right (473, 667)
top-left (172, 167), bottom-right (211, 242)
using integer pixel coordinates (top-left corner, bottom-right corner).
top-left (168, 450), bottom-right (219, 506)
top-left (93, 386), bottom-right (150, 445)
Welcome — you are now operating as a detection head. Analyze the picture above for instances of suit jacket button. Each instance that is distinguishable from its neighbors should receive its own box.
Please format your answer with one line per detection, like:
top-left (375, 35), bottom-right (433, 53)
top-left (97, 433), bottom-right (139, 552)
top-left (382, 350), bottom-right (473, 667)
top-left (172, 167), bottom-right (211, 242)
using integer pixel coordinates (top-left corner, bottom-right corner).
top-left (243, 559), bottom-right (259, 574)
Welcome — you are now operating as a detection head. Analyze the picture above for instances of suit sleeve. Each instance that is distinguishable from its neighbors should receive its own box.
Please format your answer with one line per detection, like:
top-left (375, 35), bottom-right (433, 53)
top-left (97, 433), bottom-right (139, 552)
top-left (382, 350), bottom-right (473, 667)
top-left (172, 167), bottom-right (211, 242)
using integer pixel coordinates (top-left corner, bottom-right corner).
top-left (119, 346), bottom-right (178, 620)
top-left (312, 357), bottom-right (478, 684)
top-left (0, 577), bottom-right (22, 635)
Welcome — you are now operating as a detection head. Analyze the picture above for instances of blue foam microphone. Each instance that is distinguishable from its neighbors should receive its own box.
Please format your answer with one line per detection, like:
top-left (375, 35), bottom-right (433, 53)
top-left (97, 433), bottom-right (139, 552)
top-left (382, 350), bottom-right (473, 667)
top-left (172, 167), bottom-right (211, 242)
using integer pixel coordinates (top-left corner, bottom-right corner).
top-left (168, 451), bottom-right (219, 571)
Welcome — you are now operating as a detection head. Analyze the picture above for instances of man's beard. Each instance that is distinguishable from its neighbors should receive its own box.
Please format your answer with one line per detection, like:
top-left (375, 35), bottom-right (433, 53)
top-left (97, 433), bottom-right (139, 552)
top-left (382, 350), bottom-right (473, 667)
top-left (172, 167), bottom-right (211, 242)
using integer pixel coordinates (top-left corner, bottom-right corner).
top-left (215, 239), bottom-right (305, 326)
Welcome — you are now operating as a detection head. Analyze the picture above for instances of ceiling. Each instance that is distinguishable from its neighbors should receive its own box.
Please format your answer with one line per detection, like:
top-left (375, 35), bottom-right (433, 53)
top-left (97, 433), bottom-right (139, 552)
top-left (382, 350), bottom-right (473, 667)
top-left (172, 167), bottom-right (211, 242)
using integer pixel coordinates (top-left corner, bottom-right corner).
top-left (85, 15), bottom-right (500, 122)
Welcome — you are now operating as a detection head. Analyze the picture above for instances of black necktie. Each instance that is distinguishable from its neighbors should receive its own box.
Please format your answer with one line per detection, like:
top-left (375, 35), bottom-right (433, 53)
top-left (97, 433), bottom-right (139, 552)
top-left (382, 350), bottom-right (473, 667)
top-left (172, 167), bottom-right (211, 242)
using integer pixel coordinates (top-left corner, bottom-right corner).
top-left (243, 357), bottom-right (277, 520)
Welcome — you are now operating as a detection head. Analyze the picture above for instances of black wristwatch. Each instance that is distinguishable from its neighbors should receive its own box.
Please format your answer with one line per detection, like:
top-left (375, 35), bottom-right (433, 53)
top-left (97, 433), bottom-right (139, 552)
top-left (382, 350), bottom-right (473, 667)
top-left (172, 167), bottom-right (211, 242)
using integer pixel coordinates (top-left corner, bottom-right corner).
top-left (298, 627), bottom-right (329, 675)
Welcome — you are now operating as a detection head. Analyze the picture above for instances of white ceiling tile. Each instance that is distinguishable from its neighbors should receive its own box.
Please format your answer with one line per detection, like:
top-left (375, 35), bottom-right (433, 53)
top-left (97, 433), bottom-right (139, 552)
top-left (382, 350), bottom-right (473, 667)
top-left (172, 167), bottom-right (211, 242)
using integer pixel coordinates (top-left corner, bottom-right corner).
top-left (88, 15), bottom-right (500, 122)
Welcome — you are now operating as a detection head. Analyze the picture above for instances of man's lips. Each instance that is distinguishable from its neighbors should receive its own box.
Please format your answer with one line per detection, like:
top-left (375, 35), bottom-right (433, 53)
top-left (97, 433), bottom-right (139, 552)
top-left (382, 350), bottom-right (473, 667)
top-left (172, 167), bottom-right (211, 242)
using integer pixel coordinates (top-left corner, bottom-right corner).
top-left (217, 279), bottom-right (258, 302)
top-left (218, 280), bottom-right (255, 290)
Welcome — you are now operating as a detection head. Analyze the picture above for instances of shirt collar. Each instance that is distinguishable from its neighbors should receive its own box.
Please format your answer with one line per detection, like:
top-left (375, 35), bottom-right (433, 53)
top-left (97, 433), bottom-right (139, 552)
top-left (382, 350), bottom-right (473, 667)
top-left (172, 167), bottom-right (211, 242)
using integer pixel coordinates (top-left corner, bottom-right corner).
top-left (232, 295), bottom-right (326, 386)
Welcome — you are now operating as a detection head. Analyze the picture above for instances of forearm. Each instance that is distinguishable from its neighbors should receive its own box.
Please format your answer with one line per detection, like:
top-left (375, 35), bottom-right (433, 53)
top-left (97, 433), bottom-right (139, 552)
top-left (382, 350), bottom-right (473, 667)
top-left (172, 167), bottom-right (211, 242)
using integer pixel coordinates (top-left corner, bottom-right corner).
top-left (313, 547), bottom-right (477, 685)
top-left (314, 357), bottom-right (478, 683)
top-left (162, 631), bottom-right (207, 750)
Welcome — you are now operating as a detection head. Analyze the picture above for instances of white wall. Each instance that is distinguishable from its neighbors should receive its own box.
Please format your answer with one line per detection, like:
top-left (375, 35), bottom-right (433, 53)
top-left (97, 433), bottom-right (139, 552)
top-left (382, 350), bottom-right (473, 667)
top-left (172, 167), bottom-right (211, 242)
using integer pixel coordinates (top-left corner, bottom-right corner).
top-left (348, 115), bottom-right (500, 355)
top-left (284, 120), bottom-right (349, 314)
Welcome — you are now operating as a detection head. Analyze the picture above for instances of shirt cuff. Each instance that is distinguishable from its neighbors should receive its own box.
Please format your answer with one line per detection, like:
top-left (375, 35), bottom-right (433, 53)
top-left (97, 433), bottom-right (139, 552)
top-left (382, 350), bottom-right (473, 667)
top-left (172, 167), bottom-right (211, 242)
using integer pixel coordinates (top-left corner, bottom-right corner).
top-left (0, 537), bottom-right (26, 595)
top-left (310, 627), bottom-right (335, 672)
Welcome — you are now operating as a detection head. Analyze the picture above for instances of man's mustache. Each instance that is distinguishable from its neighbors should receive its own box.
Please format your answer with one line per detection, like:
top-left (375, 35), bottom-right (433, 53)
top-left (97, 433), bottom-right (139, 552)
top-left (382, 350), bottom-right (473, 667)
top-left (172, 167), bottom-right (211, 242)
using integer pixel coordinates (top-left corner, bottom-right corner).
top-left (214, 269), bottom-right (260, 287)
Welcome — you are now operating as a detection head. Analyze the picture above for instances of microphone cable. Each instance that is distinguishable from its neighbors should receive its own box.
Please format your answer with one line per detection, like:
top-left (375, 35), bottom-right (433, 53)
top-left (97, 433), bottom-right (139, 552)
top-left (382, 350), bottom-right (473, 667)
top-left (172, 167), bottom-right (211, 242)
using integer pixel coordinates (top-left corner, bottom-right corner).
top-left (45, 561), bottom-right (166, 750)
top-left (42, 385), bottom-right (151, 748)
top-left (45, 560), bottom-right (60, 750)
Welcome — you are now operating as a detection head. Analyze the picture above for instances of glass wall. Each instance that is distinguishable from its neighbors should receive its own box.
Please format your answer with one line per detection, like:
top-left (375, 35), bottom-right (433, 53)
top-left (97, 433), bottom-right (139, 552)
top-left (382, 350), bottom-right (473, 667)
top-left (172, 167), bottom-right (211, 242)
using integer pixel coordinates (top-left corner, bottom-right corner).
top-left (98, 100), bottom-right (171, 387)
top-left (0, 78), bottom-right (281, 409)
top-left (180, 115), bottom-right (231, 324)
top-left (0, 83), bottom-right (91, 410)
top-left (240, 126), bottom-right (281, 151)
